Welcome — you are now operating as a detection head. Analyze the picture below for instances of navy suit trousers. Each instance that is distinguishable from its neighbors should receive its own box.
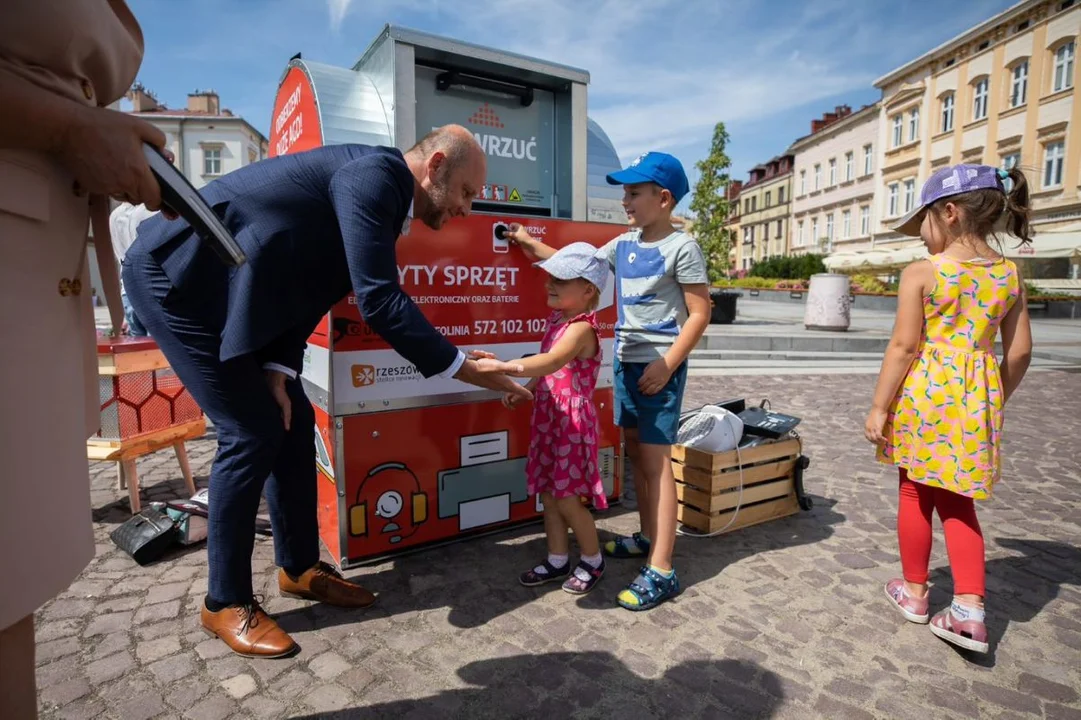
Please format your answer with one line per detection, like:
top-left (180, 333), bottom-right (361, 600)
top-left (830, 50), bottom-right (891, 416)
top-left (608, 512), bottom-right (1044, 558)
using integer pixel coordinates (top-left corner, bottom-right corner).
top-left (122, 247), bottom-right (319, 605)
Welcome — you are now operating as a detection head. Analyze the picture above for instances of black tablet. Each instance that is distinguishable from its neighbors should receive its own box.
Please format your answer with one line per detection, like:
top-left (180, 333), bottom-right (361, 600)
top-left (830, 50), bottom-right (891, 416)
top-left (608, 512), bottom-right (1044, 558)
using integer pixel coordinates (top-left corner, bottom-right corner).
top-left (143, 143), bottom-right (246, 267)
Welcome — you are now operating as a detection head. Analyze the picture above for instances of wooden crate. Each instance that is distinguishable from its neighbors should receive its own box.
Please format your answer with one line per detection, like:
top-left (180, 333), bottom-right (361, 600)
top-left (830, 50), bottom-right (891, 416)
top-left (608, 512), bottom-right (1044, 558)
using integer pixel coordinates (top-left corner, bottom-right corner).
top-left (673, 437), bottom-right (808, 535)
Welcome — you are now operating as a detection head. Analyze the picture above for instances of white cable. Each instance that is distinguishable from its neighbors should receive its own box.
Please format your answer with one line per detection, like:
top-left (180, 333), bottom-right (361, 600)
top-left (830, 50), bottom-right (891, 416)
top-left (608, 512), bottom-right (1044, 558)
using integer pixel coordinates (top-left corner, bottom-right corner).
top-left (676, 444), bottom-right (745, 538)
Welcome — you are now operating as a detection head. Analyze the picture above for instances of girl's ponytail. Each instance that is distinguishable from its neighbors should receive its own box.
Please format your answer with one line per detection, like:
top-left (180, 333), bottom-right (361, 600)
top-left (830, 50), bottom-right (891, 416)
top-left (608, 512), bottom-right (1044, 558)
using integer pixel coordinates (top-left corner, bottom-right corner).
top-left (1004, 167), bottom-right (1032, 245)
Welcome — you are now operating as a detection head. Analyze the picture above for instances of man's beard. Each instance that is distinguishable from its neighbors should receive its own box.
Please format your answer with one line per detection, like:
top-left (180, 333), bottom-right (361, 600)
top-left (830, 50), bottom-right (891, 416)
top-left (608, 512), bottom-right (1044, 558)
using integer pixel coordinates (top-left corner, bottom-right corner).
top-left (422, 184), bottom-right (448, 229)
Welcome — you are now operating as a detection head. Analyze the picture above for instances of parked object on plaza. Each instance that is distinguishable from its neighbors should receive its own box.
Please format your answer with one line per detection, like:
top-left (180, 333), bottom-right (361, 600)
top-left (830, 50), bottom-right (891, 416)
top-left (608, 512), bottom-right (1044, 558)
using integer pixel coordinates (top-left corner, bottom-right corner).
top-left (109, 506), bottom-right (179, 565)
top-left (88, 335), bottom-right (204, 513)
top-left (709, 288), bottom-right (740, 324)
top-left (673, 432), bottom-right (812, 536)
top-left (265, 26), bottom-right (631, 569)
top-left (804, 273), bottom-right (852, 331)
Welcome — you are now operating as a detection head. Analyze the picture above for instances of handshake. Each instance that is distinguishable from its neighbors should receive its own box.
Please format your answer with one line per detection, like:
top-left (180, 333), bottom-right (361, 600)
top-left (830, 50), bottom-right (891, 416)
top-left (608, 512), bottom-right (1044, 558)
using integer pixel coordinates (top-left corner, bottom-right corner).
top-left (452, 349), bottom-right (533, 405)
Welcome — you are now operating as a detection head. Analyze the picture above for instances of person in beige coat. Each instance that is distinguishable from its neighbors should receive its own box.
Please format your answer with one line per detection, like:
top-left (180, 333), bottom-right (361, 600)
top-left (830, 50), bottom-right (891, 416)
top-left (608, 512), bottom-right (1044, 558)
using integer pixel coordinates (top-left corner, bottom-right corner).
top-left (0, 2), bottom-right (169, 717)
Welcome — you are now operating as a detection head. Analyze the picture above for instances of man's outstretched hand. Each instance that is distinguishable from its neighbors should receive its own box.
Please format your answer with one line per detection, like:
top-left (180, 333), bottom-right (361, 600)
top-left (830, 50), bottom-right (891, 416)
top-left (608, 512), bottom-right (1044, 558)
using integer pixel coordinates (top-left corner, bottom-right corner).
top-left (454, 358), bottom-right (532, 400)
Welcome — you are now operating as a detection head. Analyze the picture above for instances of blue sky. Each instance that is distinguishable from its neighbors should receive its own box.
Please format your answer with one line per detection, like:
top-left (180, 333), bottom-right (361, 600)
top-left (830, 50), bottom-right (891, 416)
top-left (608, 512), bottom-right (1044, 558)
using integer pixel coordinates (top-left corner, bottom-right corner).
top-left (129, 0), bottom-right (1017, 209)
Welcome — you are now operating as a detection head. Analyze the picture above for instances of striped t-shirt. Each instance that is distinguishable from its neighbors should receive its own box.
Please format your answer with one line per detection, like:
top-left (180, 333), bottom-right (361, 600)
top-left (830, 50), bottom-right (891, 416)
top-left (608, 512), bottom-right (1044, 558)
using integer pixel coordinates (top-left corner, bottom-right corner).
top-left (595, 230), bottom-right (709, 362)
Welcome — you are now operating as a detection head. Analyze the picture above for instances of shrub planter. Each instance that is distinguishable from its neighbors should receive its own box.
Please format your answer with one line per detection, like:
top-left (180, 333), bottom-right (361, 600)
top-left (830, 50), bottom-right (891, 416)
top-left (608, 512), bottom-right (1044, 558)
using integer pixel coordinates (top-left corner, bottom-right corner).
top-left (709, 289), bottom-right (740, 324)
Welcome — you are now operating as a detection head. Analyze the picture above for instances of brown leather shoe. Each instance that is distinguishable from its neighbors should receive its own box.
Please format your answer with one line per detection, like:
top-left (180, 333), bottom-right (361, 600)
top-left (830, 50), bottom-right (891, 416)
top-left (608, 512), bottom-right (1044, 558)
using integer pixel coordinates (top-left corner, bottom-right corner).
top-left (200, 600), bottom-right (298, 659)
top-left (278, 561), bottom-right (377, 608)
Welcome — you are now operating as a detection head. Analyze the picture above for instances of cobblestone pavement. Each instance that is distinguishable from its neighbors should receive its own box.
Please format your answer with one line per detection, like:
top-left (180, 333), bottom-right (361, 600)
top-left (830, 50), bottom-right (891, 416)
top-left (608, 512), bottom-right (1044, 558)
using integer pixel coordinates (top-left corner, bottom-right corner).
top-left (35, 371), bottom-right (1081, 719)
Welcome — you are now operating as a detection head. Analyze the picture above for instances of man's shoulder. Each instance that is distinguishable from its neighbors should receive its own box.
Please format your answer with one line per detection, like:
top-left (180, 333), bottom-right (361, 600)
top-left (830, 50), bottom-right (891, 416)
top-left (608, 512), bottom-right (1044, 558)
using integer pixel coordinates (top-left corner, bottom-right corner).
top-left (327, 145), bottom-right (412, 192)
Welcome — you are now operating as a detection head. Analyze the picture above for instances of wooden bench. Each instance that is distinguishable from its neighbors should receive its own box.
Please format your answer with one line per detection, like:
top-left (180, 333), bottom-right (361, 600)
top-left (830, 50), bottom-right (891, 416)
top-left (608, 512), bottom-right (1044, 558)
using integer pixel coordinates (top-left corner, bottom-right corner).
top-left (88, 337), bottom-right (206, 512)
top-left (672, 436), bottom-right (812, 535)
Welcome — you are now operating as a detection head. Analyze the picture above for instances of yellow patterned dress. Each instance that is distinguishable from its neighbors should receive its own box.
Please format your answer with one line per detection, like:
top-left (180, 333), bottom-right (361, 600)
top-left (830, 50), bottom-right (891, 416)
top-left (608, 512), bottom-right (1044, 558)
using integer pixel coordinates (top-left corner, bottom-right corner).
top-left (877, 255), bottom-right (1021, 500)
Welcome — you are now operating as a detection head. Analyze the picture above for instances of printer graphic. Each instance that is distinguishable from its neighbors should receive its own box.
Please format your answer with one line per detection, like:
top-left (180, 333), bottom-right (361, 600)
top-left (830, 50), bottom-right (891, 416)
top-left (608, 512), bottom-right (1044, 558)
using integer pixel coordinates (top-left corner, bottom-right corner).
top-left (437, 430), bottom-right (616, 530)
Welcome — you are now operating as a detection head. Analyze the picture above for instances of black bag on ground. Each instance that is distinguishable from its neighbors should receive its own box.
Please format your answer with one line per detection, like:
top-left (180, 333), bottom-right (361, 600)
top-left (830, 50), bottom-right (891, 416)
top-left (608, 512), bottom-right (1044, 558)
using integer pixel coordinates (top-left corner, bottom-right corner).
top-left (110, 507), bottom-right (178, 565)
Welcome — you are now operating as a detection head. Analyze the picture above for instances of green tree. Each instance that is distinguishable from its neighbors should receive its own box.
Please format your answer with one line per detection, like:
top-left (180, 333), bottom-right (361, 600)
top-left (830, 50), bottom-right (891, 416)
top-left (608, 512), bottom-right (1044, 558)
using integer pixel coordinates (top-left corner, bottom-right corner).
top-left (689, 122), bottom-right (733, 282)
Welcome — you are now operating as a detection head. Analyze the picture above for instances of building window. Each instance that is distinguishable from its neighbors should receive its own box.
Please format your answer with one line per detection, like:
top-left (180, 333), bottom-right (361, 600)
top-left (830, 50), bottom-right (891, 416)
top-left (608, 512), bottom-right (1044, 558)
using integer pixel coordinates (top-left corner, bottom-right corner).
top-left (941, 93), bottom-right (954, 132)
top-left (778, 186), bottom-right (785, 204)
top-left (973, 78), bottom-right (989, 120)
top-left (908, 108), bottom-right (920, 142)
top-left (829, 158), bottom-right (837, 186)
top-left (751, 196), bottom-right (757, 212)
top-left (1044, 141), bottom-right (1065, 187)
top-left (1011, 60), bottom-right (1029, 107)
top-left (887, 182), bottom-right (899, 217)
top-left (864, 144), bottom-right (873, 175)
top-left (892, 114), bottom-right (904, 147)
top-left (860, 205), bottom-right (870, 236)
top-left (799, 170), bottom-right (806, 195)
top-left (811, 218), bottom-right (819, 244)
top-left (797, 220), bottom-right (805, 246)
top-left (842, 209), bottom-right (851, 239)
top-left (203, 147), bottom-right (222, 176)
top-left (1001, 153), bottom-right (1020, 191)
top-left (826, 213), bottom-right (834, 240)
top-left (814, 164), bottom-right (822, 190)
top-left (775, 219), bottom-right (783, 239)
top-left (903, 178), bottom-right (916, 213)
top-left (1054, 41), bottom-right (1075, 92)
top-left (845, 152), bottom-right (854, 181)
top-left (744, 198), bottom-right (751, 214)
top-left (765, 190), bottom-right (772, 207)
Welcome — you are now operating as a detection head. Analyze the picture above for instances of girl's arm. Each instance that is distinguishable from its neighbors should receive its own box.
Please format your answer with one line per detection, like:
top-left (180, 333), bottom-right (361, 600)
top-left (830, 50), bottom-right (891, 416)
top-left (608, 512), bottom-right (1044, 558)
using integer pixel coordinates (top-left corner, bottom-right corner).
top-left (998, 282), bottom-right (1033, 404)
top-left (506, 224), bottom-right (557, 261)
top-left (866, 261), bottom-right (932, 443)
top-left (511, 322), bottom-right (596, 378)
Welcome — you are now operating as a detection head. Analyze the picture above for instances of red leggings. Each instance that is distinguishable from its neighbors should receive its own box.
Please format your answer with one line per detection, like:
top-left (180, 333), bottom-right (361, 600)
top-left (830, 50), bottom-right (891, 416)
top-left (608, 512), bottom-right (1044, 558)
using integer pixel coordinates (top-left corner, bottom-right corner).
top-left (897, 468), bottom-right (985, 597)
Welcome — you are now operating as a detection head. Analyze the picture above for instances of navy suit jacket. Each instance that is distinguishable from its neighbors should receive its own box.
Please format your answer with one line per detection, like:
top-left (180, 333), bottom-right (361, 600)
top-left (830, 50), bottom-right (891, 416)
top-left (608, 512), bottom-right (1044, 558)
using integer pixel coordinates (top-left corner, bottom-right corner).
top-left (133, 144), bottom-right (459, 379)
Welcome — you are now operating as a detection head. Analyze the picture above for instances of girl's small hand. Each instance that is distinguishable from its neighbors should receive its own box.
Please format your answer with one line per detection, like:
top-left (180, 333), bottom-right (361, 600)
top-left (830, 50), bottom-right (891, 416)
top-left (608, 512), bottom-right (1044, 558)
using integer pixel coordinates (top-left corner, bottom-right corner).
top-left (468, 349), bottom-right (499, 361)
top-left (502, 391), bottom-right (523, 409)
top-left (864, 407), bottom-right (888, 445)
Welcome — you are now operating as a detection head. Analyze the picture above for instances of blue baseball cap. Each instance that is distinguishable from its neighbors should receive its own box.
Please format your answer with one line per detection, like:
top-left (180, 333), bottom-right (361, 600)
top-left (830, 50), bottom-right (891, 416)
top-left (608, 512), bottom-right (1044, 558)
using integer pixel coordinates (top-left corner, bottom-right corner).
top-left (606, 152), bottom-right (690, 203)
top-left (893, 163), bottom-right (1007, 236)
top-left (535, 242), bottom-right (608, 292)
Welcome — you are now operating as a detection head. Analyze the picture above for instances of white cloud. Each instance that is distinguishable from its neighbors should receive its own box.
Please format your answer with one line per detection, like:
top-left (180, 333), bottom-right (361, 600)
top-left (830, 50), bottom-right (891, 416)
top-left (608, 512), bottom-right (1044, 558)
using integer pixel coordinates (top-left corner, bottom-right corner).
top-left (327, 0), bottom-right (352, 30)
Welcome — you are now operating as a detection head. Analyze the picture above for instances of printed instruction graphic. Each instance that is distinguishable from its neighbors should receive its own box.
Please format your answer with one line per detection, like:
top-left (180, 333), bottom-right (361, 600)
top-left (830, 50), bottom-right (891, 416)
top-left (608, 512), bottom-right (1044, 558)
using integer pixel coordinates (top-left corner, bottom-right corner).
top-left (508, 188), bottom-right (522, 202)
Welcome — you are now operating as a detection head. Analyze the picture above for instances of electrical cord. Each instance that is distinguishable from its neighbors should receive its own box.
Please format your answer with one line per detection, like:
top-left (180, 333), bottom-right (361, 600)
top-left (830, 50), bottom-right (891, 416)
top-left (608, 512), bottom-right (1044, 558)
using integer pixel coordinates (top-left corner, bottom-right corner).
top-left (676, 444), bottom-right (745, 538)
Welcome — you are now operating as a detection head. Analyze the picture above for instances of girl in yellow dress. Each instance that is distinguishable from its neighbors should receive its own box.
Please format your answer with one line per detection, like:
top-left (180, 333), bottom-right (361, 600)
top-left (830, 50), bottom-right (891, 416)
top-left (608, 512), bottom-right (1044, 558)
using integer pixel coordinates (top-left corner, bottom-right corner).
top-left (865, 164), bottom-right (1033, 654)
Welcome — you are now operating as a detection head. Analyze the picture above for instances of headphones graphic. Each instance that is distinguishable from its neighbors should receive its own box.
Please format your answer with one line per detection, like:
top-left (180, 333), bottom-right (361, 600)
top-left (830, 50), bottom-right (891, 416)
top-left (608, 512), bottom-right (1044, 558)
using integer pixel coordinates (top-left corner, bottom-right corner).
top-left (348, 462), bottom-right (428, 542)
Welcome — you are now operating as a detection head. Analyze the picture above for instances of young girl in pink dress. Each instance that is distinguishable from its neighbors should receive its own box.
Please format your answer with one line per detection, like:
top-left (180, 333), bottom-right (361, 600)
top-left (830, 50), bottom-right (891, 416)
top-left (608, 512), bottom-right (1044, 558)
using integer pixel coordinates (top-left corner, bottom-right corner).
top-left (502, 241), bottom-right (610, 595)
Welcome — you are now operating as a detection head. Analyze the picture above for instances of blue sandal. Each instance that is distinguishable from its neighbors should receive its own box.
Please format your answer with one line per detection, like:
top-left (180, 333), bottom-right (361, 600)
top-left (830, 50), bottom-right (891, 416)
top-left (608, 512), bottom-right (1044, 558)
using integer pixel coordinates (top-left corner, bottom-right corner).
top-left (519, 559), bottom-right (571, 587)
top-left (617, 566), bottom-right (681, 611)
top-left (604, 532), bottom-right (651, 559)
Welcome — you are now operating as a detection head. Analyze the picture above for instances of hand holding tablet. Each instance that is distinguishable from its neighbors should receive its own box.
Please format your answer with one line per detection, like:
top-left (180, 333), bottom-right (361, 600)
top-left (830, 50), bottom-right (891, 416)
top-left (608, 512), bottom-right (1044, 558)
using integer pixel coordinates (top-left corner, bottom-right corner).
top-left (142, 143), bottom-right (247, 267)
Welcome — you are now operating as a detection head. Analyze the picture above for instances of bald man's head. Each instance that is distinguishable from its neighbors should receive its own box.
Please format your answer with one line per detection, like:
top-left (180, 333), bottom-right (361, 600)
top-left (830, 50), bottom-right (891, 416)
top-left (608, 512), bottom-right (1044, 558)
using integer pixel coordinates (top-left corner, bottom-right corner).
top-left (404, 125), bottom-right (487, 230)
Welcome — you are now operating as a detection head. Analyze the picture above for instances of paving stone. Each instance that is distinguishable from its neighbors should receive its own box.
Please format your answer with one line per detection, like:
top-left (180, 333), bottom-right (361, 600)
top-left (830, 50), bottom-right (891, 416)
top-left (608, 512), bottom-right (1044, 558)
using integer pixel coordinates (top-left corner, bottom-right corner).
top-left (32, 372), bottom-right (1081, 719)
top-left (308, 651), bottom-right (352, 680)
top-left (83, 611), bottom-right (133, 638)
top-left (113, 692), bottom-right (166, 720)
top-left (183, 693), bottom-right (236, 720)
top-left (221, 673), bottom-right (258, 700)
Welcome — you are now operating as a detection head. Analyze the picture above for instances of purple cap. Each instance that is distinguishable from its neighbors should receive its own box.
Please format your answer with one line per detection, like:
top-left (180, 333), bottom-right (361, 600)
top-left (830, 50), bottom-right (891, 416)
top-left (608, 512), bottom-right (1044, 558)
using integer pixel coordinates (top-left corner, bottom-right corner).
top-left (893, 164), bottom-right (1008, 236)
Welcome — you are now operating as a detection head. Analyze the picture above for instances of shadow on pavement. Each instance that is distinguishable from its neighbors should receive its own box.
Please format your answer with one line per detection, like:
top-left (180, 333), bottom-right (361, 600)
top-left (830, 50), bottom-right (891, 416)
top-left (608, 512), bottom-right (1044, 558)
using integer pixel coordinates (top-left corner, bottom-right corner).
top-left (273, 493), bottom-right (842, 634)
top-left (289, 652), bottom-right (786, 719)
top-left (927, 537), bottom-right (1080, 667)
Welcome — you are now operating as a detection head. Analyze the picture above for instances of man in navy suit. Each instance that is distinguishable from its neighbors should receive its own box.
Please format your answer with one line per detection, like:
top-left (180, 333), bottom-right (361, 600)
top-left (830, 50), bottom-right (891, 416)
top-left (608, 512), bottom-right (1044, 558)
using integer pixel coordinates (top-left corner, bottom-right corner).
top-left (123, 125), bottom-right (529, 658)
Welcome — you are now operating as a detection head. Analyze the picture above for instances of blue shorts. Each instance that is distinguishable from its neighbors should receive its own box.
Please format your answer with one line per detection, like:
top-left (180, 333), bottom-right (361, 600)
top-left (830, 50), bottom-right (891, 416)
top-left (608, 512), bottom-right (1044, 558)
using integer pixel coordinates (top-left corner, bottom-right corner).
top-left (613, 358), bottom-right (688, 445)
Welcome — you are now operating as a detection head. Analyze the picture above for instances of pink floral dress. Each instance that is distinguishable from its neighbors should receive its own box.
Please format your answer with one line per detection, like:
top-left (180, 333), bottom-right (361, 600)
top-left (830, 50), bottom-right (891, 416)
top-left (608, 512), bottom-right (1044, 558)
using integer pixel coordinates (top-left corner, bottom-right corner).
top-left (526, 311), bottom-right (608, 510)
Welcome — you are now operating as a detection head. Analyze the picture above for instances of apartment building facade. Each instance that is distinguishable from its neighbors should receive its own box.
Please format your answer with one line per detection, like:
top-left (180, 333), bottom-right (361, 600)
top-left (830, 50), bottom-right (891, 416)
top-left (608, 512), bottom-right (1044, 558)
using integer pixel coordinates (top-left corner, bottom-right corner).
top-left (872, 0), bottom-right (1080, 262)
top-left (734, 155), bottom-right (794, 271)
top-left (789, 103), bottom-right (881, 257)
top-left (125, 85), bottom-right (269, 189)
top-left (723, 180), bottom-right (743, 273)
